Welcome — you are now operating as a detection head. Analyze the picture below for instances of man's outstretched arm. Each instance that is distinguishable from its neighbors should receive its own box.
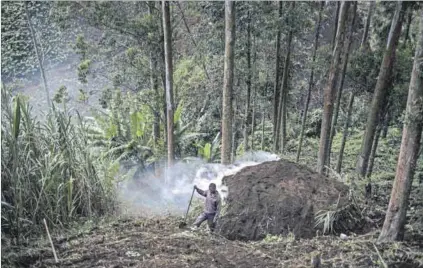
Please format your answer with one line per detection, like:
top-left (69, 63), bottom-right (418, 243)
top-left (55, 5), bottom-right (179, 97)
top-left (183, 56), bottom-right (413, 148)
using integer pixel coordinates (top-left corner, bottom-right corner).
top-left (194, 185), bottom-right (207, 197)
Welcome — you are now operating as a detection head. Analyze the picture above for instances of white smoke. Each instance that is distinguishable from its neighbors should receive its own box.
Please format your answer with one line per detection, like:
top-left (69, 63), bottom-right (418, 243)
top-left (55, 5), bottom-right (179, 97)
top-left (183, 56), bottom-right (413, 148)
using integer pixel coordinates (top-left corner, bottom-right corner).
top-left (117, 151), bottom-right (279, 217)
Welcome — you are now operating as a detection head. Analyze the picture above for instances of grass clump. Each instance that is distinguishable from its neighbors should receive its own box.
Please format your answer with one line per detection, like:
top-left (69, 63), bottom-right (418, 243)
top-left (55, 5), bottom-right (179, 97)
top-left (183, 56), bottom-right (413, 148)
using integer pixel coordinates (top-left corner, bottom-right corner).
top-left (1, 85), bottom-right (117, 244)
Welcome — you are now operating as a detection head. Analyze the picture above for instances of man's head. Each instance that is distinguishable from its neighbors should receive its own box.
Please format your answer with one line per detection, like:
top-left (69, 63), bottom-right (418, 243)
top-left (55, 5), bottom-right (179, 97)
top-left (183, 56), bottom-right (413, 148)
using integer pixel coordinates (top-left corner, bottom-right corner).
top-left (209, 183), bottom-right (217, 193)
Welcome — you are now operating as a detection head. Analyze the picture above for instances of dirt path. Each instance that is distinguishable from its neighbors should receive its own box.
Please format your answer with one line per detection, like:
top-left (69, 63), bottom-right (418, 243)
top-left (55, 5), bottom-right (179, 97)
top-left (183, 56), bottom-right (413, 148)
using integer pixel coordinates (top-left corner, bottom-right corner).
top-left (3, 216), bottom-right (422, 268)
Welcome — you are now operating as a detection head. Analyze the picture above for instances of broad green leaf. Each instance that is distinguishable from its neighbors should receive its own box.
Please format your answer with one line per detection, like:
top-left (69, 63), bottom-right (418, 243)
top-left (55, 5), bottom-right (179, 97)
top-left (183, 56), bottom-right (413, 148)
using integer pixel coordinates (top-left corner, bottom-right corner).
top-left (174, 100), bottom-right (183, 124)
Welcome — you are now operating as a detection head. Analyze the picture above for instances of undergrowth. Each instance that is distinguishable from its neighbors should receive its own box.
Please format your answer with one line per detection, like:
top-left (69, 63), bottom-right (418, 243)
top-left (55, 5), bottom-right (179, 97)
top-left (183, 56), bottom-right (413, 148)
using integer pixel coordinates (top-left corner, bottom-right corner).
top-left (1, 85), bottom-right (118, 244)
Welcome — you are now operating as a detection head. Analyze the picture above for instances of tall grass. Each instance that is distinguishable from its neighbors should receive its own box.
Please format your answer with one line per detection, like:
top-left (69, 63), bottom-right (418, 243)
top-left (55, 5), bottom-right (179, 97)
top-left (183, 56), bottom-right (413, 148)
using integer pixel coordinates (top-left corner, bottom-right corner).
top-left (1, 85), bottom-right (117, 244)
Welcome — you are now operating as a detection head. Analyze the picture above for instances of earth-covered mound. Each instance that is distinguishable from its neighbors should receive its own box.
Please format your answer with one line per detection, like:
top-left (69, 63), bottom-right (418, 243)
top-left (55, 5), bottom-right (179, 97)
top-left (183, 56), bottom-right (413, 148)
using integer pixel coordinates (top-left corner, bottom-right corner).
top-left (218, 159), bottom-right (355, 241)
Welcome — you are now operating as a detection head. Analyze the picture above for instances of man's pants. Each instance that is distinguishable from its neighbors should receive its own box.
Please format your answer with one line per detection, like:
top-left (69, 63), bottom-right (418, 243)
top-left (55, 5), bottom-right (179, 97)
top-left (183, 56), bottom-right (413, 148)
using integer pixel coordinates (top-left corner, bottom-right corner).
top-left (193, 212), bottom-right (216, 231)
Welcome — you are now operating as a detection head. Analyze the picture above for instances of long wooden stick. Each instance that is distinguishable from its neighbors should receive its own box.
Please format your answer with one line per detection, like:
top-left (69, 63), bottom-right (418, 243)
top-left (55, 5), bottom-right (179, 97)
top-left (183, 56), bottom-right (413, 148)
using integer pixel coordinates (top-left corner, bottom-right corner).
top-left (43, 219), bottom-right (59, 263)
top-left (373, 243), bottom-right (387, 268)
top-left (184, 187), bottom-right (196, 223)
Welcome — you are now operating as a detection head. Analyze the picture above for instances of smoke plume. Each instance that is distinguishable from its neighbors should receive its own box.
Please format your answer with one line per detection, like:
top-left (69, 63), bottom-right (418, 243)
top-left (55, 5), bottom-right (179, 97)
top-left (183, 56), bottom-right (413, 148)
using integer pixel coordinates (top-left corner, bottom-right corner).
top-left (117, 151), bottom-right (279, 217)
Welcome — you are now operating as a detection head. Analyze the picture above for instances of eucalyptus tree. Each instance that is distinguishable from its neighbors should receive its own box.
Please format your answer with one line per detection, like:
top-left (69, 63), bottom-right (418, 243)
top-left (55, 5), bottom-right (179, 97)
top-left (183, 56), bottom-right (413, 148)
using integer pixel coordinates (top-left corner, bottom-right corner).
top-left (356, 2), bottom-right (406, 178)
top-left (379, 9), bottom-right (423, 242)
top-left (221, 0), bottom-right (235, 165)
top-left (317, 1), bottom-right (350, 175)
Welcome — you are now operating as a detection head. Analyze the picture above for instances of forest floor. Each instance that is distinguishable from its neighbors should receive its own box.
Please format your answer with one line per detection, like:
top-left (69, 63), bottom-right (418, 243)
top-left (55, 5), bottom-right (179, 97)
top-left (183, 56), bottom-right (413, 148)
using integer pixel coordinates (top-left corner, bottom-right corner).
top-left (3, 182), bottom-right (423, 268)
top-left (2, 215), bottom-right (422, 268)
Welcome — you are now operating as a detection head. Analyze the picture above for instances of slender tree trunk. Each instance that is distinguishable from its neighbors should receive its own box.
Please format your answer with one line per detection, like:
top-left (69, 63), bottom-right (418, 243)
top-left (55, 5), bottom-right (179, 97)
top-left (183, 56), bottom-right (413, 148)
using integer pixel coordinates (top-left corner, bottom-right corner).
top-left (297, 1), bottom-right (324, 162)
top-left (317, 1), bottom-right (350, 175)
top-left (250, 36), bottom-right (257, 151)
top-left (331, 2), bottom-right (340, 51)
top-left (148, 2), bottom-right (160, 144)
top-left (231, 118), bottom-right (237, 163)
top-left (336, 91), bottom-right (355, 174)
top-left (382, 109), bottom-right (390, 139)
top-left (366, 124), bottom-right (382, 179)
top-left (150, 66), bottom-right (160, 144)
top-left (272, 2), bottom-right (283, 150)
top-left (367, 98), bottom-right (390, 178)
top-left (403, 6), bottom-right (413, 48)
top-left (158, 2), bottom-right (167, 146)
top-left (162, 1), bottom-right (174, 166)
top-left (251, 86), bottom-right (256, 151)
top-left (251, 36), bottom-right (258, 151)
top-left (379, 10), bottom-right (423, 242)
top-left (221, 0), bottom-right (235, 165)
top-left (275, 2), bottom-right (295, 154)
top-left (327, 2), bottom-right (357, 169)
top-left (25, 2), bottom-right (50, 108)
top-left (243, 12), bottom-right (252, 152)
top-left (361, 1), bottom-right (375, 49)
top-left (262, 105), bottom-right (266, 150)
top-left (356, 2), bottom-right (405, 178)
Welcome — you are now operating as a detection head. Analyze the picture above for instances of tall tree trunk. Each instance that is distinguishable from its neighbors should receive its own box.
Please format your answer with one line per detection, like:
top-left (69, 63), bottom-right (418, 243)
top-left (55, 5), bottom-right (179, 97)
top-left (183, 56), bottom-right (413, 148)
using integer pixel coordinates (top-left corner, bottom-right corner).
top-left (261, 106), bottom-right (265, 151)
top-left (367, 95), bottom-right (390, 178)
top-left (243, 12), bottom-right (252, 152)
top-left (296, 1), bottom-right (324, 162)
top-left (275, 2), bottom-right (295, 153)
top-left (382, 108), bottom-right (390, 139)
top-left (251, 86), bottom-right (256, 151)
top-left (148, 2), bottom-right (160, 145)
top-left (336, 91), bottom-right (355, 174)
top-left (379, 10), bottom-right (423, 242)
top-left (361, 1), bottom-right (375, 49)
top-left (272, 2), bottom-right (283, 150)
top-left (327, 2), bottom-right (357, 169)
top-left (317, 1), bottom-right (350, 175)
top-left (403, 6), bottom-right (413, 48)
top-left (356, 2), bottom-right (405, 178)
top-left (251, 36), bottom-right (257, 151)
top-left (159, 2), bottom-right (167, 147)
top-left (25, 2), bottom-right (50, 108)
top-left (366, 123), bottom-right (382, 179)
top-left (231, 118), bottom-right (237, 163)
top-left (150, 66), bottom-right (161, 144)
top-left (221, 0), bottom-right (235, 165)
top-left (162, 1), bottom-right (174, 167)
top-left (331, 2), bottom-right (340, 51)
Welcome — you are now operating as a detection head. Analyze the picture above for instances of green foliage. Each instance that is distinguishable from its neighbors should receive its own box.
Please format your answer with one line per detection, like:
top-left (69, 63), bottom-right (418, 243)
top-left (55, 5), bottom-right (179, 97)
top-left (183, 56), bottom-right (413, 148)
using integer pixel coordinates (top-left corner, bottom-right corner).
top-left (197, 132), bottom-right (220, 162)
top-left (12, 95), bottom-right (21, 140)
top-left (1, 1), bottom-right (71, 78)
top-left (329, 127), bottom-right (410, 176)
top-left (88, 89), bottom-right (156, 167)
top-left (263, 234), bottom-right (283, 243)
top-left (1, 85), bottom-right (116, 242)
top-left (126, 47), bottom-right (137, 62)
top-left (53, 85), bottom-right (68, 104)
top-left (315, 209), bottom-right (338, 234)
top-left (77, 60), bottom-right (91, 84)
top-left (348, 48), bottom-right (382, 93)
top-left (174, 58), bottom-right (206, 98)
top-left (78, 89), bottom-right (89, 103)
top-left (174, 101), bottom-right (184, 124)
top-left (75, 35), bottom-right (89, 60)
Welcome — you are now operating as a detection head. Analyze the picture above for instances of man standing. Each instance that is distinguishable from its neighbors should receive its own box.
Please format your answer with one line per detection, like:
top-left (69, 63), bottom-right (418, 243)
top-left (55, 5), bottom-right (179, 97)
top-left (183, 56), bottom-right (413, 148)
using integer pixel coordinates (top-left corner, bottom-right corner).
top-left (192, 183), bottom-right (221, 232)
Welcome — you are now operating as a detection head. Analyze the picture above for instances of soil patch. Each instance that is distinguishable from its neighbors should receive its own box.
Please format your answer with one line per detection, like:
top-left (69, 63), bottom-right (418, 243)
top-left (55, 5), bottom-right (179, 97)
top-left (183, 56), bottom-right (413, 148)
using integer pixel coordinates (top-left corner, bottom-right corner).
top-left (218, 159), bottom-right (357, 241)
top-left (3, 217), bottom-right (422, 268)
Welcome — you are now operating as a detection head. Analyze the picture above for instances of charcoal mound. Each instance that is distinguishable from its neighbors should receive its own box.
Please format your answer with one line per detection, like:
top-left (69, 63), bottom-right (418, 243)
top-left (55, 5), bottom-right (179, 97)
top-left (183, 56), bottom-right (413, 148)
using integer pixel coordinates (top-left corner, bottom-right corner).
top-left (218, 159), bottom-right (352, 241)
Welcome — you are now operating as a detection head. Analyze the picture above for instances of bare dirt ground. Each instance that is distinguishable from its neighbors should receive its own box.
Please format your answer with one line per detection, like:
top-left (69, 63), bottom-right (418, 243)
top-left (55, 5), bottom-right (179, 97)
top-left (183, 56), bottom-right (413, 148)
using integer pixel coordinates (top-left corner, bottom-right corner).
top-left (2, 214), bottom-right (422, 268)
